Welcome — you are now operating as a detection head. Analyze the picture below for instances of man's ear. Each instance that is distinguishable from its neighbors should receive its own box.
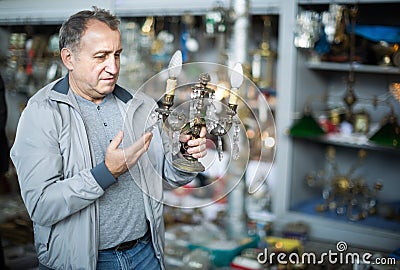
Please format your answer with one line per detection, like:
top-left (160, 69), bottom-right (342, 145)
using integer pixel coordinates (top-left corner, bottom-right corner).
top-left (60, 48), bottom-right (74, 71)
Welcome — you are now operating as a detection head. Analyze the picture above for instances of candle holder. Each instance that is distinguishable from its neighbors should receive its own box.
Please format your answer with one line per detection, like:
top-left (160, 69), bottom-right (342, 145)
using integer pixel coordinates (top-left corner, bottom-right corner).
top-left (154, 51), bottom-right (243, 173)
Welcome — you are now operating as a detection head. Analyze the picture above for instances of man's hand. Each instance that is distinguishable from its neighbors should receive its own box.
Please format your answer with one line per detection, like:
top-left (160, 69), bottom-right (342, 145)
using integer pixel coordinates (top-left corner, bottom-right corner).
top-left (180, 126), bottom-right (207, 159)
top-left (105, 130), bottom-right (153, 178)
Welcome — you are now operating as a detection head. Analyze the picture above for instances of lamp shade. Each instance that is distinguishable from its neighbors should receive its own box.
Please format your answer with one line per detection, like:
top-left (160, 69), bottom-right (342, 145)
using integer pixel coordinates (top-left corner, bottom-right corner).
top-left (289, 112), bottom-right (326, 137)
top-left (369, 115), bottom-right (400, 148)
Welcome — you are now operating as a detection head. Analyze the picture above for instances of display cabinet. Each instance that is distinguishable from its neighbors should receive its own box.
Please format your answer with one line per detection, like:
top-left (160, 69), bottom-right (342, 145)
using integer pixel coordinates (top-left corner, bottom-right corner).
top-left (274, 0), bottom-right (400, 251)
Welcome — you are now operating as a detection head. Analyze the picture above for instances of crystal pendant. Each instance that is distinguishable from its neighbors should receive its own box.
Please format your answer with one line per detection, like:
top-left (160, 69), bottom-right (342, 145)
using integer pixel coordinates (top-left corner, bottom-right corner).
top-left (189, 100), bottom-right (196, 127)
top-left (206, 102), bottom-right (217, 132)
top-left (217, 136), bottom-right (223, 161)
top-left (168, 113), bottom-right (181, 155)
top-left (146, 111), bottom-right (159, 132)
top-left (172, 130), bottom-right (181, 155)
top-left (232, 122), bottom-right (240, 160)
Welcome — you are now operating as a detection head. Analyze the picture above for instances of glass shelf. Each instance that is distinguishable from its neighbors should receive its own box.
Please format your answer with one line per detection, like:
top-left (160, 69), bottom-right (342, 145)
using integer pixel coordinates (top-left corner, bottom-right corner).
top-left (291, 198), bottom-right (400, 233)
top-left (305, 61), bottom-right (400, 74)
top-left (291, 133), bottom-right (400, 154)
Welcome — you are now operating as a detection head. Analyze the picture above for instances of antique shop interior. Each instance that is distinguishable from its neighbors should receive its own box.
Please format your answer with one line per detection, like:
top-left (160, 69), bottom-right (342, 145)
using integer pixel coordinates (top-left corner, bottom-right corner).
top-left (0, 0), bottom-right (399, 269)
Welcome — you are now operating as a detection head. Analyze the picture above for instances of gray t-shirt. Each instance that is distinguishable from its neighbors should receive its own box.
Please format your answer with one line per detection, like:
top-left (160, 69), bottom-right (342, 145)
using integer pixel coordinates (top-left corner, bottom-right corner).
top-left (74, 92), bottom-right (147, 250)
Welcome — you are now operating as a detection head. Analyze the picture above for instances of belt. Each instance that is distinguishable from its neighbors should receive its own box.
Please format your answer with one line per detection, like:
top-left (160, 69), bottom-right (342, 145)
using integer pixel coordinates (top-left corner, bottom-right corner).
top-left (102, 230), bottom-right (150, 252)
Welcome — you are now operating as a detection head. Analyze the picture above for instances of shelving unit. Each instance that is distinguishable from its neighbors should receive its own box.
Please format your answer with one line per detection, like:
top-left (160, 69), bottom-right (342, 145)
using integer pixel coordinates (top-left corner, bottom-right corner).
top-left (274, 0), bottom-right (400, 251)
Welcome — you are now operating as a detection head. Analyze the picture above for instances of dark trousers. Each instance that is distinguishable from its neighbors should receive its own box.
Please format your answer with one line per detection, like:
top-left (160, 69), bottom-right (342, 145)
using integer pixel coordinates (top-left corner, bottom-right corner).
top-left (0, 236), bottom-right (6, 269)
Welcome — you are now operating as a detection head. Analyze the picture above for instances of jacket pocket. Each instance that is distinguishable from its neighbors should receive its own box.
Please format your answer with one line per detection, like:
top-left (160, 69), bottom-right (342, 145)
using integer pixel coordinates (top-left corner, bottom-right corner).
top-left (33, 224), bottom-right (52, 256)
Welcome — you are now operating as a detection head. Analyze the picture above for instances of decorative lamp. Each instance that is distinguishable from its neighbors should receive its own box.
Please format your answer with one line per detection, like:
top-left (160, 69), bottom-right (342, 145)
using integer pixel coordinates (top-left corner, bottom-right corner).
top-left (368, 83), bottom-right (400, 148)
top-left (369, 111), bottom-right (400, 148)
top-left (154, 53), bottom-right (243, 172)
top-left (289, 105), bottom-right (325, 138)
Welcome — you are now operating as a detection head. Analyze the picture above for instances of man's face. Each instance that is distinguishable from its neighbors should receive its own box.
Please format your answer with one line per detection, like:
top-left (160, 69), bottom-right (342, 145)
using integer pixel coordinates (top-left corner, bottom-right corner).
top-left (67, 19), bottom-right (122, 103)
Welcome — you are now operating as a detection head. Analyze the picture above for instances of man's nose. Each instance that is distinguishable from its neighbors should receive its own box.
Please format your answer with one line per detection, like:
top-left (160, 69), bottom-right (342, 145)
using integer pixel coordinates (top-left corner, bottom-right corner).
top-left (105, 56), bottom-right (119, 74)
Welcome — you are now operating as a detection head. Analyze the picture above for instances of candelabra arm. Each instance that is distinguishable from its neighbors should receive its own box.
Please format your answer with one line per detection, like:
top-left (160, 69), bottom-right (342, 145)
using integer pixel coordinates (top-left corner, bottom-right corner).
top-left (155, 94), bottom-right (175, 122)
top-left (228, 103), bottom-right (238, 114)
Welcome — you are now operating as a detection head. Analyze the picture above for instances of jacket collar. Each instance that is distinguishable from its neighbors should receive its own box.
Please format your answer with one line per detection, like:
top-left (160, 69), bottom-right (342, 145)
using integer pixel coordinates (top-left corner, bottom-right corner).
top-left (52, 74), bottom-right (133, 104)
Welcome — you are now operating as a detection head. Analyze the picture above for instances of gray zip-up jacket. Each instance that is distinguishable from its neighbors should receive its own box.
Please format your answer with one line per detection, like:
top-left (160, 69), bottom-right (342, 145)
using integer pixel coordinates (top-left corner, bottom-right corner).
top-left (10, 75), bottom-right (195, 270)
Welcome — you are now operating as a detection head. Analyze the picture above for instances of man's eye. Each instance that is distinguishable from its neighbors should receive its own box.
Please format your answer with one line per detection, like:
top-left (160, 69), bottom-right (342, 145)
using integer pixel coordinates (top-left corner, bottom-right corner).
top-left (95, 55), bottom-right (106, 59)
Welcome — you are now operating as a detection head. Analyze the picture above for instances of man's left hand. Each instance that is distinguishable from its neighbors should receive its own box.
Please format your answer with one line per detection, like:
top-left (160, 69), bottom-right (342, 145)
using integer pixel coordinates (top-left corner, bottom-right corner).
top-left (180, 126), bottom-right (207, 159)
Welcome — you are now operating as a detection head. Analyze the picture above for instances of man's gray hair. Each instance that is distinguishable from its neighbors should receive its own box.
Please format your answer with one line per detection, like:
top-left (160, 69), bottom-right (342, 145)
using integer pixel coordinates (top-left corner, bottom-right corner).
top-left (59, 6), bottom-right (120, 52)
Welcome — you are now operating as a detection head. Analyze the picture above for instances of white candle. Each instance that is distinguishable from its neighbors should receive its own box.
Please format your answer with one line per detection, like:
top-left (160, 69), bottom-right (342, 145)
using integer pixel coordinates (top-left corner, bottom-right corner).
top-left (229, 87), bottom-right (238, 105)
top-left (166, 50), bottom-right (182, 95)
top-left (165, 78), bottom-right (177, 95)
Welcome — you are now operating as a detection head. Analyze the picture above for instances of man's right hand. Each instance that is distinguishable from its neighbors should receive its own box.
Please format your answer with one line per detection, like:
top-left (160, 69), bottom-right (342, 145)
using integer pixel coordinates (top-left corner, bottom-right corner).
top-left (105, 130), bottom-right (153, 178)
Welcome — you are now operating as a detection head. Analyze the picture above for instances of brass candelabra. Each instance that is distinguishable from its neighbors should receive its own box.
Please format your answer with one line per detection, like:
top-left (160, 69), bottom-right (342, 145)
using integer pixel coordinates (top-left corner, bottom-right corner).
top-left (153, 51), bottom-right (243, 173)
